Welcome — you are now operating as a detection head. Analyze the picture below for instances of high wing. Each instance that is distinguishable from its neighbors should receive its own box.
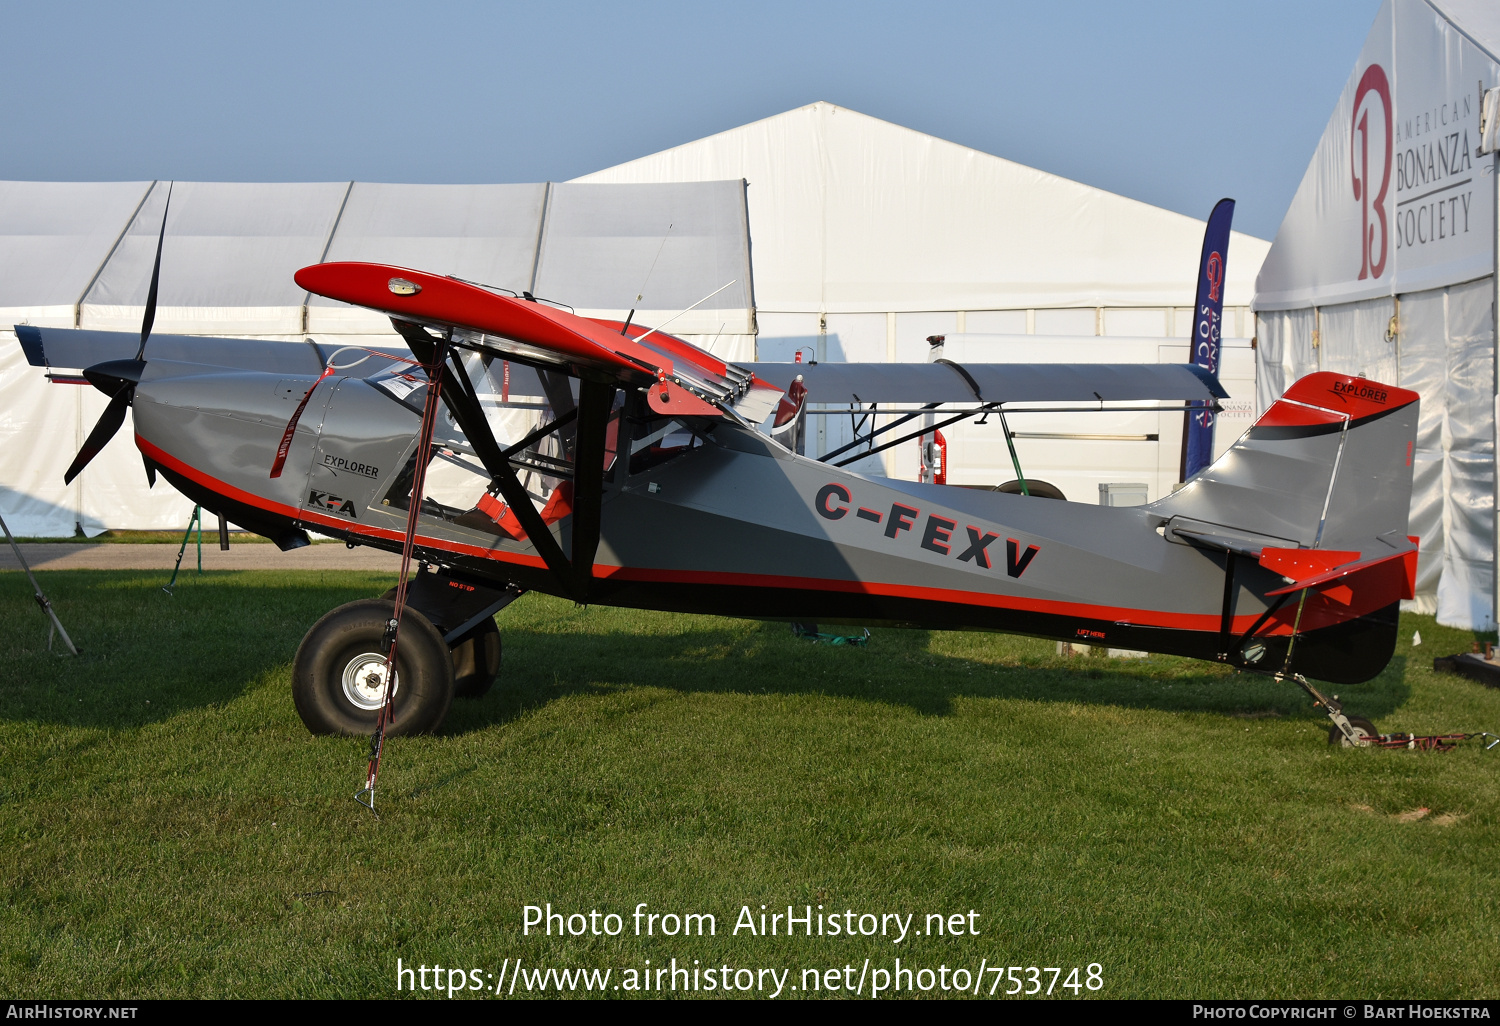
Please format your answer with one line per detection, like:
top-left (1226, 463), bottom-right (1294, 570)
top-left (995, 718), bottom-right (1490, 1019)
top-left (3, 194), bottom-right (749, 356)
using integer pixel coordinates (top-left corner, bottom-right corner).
top-left (293, 262), bottom-right (784, 425)
top-left (16, 326), bottom-right (416, 382)
top-left (746, 360), bottom-right (1227, 405)
top-left (18, 329), bottom-right (1227, 407)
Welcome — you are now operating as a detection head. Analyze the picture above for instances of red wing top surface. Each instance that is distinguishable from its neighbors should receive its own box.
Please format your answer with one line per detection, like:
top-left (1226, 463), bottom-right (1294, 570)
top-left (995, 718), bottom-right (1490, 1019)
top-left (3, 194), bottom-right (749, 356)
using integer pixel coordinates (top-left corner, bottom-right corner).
top-left (294, 262), bottom-right (758, 415)
top-left (295, 262), bottom-right (659, 379)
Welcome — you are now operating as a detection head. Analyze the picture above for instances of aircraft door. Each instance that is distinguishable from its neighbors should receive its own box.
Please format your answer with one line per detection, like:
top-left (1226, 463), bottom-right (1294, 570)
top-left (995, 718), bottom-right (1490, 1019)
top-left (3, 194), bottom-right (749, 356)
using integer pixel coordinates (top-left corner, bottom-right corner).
top-left (300, 376), bottom-right (426, 529)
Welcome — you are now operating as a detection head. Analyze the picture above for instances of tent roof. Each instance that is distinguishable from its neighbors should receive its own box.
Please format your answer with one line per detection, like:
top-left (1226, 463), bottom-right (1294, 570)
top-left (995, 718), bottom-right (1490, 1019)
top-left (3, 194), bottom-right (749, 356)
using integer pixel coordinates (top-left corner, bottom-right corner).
top-left (0, 181), bottom-right (153, 321)
top-left (1254, 0), bottom-right (1500, 310)
top-left (1430, 0), bottom-right (1500, 58)
top-left (0, 179), bottom-right (755, 336)
top-left (84, 180), bottom-right (349, 335)
top-left (532, 182), bottom-right (753, 326)
top-left (316, 183), bottom-right (546, 293)
top-left (574, 101), bottom-right (1269, 314)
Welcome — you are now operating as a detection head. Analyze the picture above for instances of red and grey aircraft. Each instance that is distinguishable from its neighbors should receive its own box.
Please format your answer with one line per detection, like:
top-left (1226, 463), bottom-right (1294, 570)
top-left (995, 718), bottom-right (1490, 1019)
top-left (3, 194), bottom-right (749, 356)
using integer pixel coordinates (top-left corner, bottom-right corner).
top-left (16, 260), bottom-right (1418, 752)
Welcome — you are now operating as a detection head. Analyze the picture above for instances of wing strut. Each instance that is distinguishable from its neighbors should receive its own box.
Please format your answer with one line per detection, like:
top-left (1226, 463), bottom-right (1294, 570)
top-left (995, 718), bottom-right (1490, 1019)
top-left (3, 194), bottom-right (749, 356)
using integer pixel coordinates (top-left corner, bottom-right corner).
top-left (937, 358), bottom-right (1028, 494)
top-left (395, 320), bottom-right (574, 592)
top-left (833, 403), bottom-right (1001, 468)
top-left (818, 403), bottom-right (938, 464)
top-left (569, 378), bottom-right (615, 596)
top-left (393, 320), bottom-right (611, 603)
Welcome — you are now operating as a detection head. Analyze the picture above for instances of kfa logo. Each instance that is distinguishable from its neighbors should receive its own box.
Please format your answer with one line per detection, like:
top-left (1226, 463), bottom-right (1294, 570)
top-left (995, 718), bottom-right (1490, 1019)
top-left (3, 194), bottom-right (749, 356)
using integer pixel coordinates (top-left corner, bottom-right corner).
top-left (309, 490), bottom-right (357, 518)
top-left (1352, 63), bottom-right (1392, 281)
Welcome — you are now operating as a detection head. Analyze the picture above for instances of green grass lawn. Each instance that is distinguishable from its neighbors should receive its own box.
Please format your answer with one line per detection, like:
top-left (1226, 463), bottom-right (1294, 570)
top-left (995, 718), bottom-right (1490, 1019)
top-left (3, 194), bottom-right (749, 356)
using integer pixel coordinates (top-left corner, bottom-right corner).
top-left (2, 569), bottom-right (1498, 999)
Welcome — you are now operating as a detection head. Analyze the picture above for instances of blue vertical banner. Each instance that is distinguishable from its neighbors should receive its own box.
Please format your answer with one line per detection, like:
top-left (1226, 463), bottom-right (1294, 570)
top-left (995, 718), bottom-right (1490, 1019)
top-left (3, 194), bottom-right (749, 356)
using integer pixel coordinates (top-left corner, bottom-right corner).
top-left (1180, 198), bottom-right (1235, 481)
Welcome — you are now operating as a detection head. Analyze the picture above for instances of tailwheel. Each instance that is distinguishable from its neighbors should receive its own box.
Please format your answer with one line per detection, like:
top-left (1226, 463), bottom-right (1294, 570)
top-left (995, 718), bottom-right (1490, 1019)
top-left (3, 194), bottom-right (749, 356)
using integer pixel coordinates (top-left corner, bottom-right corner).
top-left (1286, 673), bottom-right (1379, 749)
top-left (292, 599), bottom-right (454, 736)
top-left (1328, 716), bottom-right (1379, 747)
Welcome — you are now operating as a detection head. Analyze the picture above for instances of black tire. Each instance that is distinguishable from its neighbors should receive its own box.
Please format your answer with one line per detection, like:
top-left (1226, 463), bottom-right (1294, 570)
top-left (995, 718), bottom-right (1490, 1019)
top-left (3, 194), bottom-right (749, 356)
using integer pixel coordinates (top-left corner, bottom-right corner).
top-left (1327, 715), bottom-right (1379, 747)
top-left (997, 479), bottom-right (1067, 500)
top-left (292, 599), bottom-right (454, 736)
top-left (450, 618), bottom-right (501, 699)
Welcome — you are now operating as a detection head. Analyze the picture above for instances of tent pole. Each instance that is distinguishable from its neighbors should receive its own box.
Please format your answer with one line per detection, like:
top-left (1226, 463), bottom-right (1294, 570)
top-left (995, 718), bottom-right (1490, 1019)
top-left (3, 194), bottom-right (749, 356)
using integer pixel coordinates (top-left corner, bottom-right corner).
top-left (1492, 147), bottom-right (1499, 635)
top-left (1476, 79), bottom-right (1500, 635)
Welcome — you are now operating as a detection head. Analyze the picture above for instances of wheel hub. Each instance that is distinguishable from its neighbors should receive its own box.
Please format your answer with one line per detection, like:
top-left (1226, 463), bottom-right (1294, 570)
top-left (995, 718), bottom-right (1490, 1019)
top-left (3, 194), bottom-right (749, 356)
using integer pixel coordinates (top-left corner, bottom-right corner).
top-left (341, 652), bottom-right (399, 711)
top-left (1336, 720), bottom-right (1375, 748)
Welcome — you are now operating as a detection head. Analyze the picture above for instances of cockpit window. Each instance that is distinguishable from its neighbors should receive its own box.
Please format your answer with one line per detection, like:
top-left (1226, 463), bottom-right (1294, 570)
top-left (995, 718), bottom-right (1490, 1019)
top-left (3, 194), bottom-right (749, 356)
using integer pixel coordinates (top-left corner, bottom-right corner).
top-left (381, 359), bottom-right (628, 540)
top-left (626, 415), bottom-right (701, 474)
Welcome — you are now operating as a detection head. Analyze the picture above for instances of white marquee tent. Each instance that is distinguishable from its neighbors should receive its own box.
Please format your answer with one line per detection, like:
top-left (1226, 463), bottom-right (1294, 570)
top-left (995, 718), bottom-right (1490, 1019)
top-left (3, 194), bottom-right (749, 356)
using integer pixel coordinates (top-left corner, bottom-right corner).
top-left (575, 102), bottom-right (1270, 358)
top-left (0, 180), bottom-right (754, 536)
top-left (1252, 0), bottom-right (1500, 629)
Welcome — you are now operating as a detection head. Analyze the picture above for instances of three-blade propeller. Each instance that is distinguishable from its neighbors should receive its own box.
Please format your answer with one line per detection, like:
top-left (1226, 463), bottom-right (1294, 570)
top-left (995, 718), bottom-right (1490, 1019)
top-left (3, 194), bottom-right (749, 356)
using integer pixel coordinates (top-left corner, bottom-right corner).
top-left (63, 183), bottom-right (172, 486)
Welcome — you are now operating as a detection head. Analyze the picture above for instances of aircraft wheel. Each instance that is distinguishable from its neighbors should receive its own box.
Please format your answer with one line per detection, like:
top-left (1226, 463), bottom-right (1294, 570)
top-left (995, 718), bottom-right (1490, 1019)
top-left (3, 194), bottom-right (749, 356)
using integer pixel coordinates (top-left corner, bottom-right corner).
top-left (1327, 715), bottom-right (1379, 747)
top-left (450, 618), bottom-right (501, 699)
top-left (997, 479), bottom-right (1066, 500)
top-left (292, 599), bottom-right (454, 736)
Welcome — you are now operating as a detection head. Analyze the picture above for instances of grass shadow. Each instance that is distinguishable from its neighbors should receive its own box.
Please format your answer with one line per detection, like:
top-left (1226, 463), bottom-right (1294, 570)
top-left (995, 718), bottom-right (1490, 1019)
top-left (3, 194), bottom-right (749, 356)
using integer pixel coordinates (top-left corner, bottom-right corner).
top-left (0, 569), bottom-right (394, 729)
top-left (441, 598), bottom-right (1414, 735)
top-left (0, 574), bottom-right (1414, 736)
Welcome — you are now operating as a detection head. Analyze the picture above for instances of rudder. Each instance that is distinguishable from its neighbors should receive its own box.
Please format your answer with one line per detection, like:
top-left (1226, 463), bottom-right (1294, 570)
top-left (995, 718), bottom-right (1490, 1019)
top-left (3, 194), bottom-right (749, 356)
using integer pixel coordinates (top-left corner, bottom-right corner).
top-left (1151, 372), bottom-right (1420, 684)
top-left (1154, 371), bottom-right (1418, 553)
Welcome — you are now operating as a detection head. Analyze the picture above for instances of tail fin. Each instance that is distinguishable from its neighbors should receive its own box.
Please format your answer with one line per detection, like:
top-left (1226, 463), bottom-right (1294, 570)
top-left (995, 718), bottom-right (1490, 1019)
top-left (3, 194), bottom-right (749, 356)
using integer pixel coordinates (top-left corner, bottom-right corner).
top-left (1154, 372), bottom-right (1418, 552)
top-left (1152, 372), bottom-right (1420, 683)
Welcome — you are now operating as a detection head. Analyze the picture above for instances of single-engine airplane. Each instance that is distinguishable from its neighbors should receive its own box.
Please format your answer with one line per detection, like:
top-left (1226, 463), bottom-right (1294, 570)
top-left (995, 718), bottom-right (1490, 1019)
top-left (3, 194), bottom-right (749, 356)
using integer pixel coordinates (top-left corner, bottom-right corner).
top-left (15, 244), bottom-right (1419, 757)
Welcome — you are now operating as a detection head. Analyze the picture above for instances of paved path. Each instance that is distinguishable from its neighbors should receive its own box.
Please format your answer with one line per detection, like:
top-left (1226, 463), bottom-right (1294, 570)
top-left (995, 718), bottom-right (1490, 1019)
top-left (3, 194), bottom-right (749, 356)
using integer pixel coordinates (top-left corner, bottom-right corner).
top-left (0, 542), bottom-right (401, 572)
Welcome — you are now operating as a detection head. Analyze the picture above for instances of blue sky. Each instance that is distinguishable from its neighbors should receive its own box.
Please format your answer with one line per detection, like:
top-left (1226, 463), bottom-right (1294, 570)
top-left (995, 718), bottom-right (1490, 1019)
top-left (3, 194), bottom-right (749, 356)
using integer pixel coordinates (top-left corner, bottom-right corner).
top-left (0, 1), bottom-right (1380, 240)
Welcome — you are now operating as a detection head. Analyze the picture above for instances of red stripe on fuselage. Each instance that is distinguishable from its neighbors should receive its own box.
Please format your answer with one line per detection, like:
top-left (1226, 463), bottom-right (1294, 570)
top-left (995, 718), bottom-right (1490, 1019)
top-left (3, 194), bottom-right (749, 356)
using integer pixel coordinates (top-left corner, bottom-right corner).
top-left (139, 434), bottom-right (1353, 638)
top-left (137, 435), bottom-right (549, 569)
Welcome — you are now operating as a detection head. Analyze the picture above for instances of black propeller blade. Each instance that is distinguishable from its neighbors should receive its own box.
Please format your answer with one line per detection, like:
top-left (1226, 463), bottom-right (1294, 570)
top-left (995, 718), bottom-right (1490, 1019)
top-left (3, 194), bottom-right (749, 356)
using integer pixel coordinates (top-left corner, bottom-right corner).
top-left (135, 184), bottom-right (168, 362)
top-left (64, 183), bottom-right (172, 484)
top-left (63, 390), bottom-right (131, 485)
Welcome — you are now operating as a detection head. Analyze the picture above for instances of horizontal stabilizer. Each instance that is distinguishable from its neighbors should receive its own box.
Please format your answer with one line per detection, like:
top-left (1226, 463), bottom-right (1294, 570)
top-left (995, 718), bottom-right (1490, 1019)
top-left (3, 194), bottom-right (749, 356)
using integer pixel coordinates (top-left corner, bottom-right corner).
top-left (1258, 548), bottom-right (1360, 585)
top-left (1262, 543), bottom-right (1417, 602)
top-left (1162, 517), bottom-right (1300, 557)
top-left (745, 360), bottom-right (1226, 405)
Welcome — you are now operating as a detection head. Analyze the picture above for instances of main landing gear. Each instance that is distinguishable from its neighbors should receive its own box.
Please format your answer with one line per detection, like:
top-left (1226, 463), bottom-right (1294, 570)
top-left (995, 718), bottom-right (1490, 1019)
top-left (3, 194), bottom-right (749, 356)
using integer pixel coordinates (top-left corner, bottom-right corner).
top-left (292, 568), bottom-right (520, 736)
